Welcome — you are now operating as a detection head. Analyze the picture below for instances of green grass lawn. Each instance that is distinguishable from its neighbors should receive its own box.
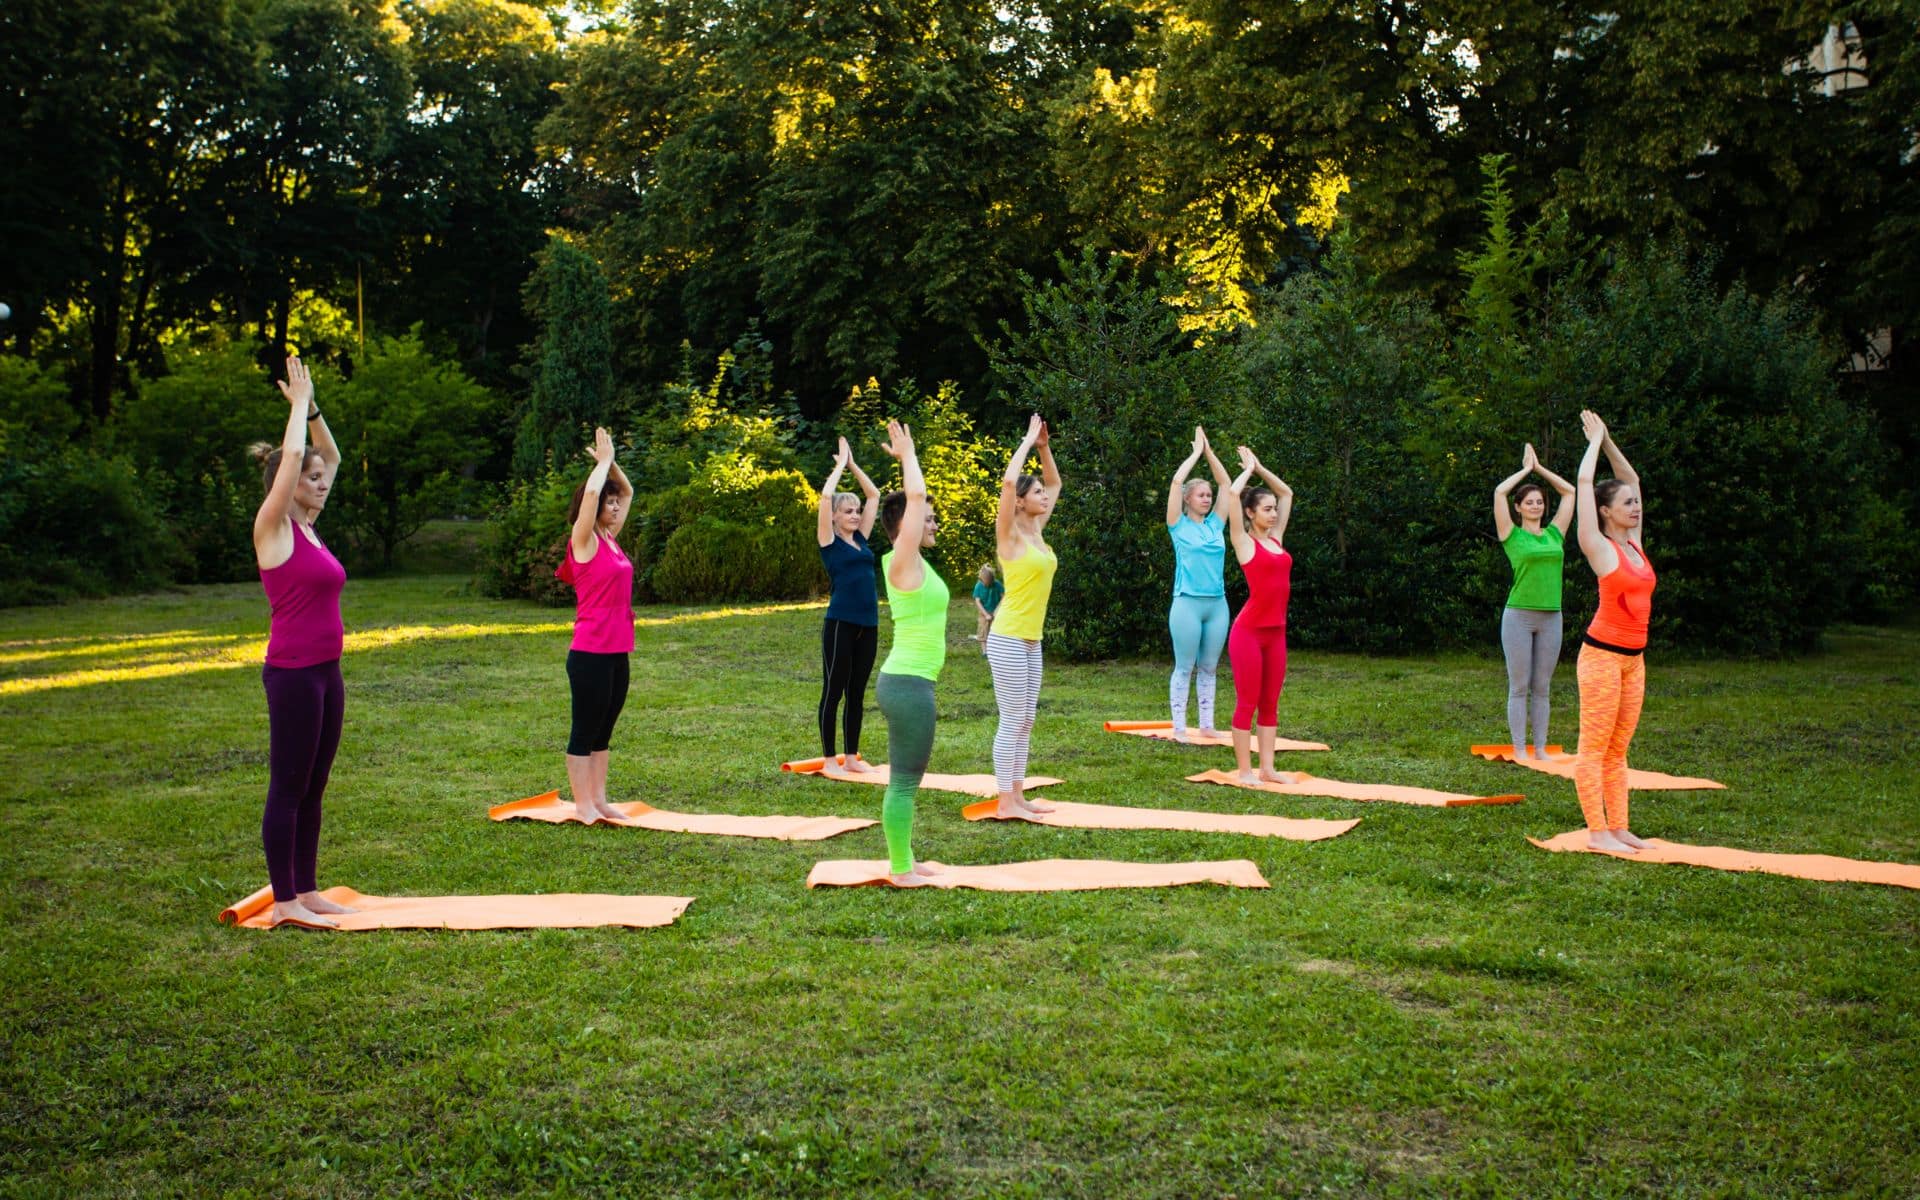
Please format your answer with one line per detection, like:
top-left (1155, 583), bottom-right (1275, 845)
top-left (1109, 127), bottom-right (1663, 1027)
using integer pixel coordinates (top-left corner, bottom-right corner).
top-left (2, 576), bottom-right (1916, 1198)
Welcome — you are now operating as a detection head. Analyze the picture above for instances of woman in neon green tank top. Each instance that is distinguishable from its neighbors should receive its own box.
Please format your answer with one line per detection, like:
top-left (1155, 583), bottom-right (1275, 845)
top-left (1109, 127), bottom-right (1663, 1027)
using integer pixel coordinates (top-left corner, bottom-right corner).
top-left (872, 420), bottom-right (947, 886)
top-left (986, 412), bottom-right (1062, 819)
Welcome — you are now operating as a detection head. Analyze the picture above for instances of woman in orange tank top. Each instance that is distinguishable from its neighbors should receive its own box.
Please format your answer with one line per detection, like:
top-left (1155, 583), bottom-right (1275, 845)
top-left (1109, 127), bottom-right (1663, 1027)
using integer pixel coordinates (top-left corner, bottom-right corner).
top-left (1573, 410), bottom-right (1655, 853)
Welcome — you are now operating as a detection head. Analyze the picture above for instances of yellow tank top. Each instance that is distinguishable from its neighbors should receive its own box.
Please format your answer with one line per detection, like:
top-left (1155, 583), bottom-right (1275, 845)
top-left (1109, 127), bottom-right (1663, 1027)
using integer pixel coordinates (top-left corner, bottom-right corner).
top-left (992, 539), bottom-right (1056, 641)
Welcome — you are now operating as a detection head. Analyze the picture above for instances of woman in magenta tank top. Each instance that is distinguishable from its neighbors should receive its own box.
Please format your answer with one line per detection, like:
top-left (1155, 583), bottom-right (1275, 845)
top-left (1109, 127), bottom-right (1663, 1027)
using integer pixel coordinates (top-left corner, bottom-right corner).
top-left (251, 356), bottom-right (353, 929)
top-left (1221, 445), bottom-right (1299, 786)
top-left (555, 428), bottom-right (635, 824)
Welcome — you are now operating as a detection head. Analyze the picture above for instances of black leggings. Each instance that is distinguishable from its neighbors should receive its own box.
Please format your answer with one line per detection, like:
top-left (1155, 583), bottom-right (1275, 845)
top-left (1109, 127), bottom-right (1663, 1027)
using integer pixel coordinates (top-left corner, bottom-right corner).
top-left (819, 618), bottom-right (877, 758)
top-left (566, 650), bottom-right (630, 756)
top-left (262, 660), bottom-right (344, 903)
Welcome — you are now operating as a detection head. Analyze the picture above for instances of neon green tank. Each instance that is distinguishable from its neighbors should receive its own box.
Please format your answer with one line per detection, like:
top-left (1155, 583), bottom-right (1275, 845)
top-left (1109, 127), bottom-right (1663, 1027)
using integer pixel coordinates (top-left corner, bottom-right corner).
top-left (880, 552), bottom-right (949, 681)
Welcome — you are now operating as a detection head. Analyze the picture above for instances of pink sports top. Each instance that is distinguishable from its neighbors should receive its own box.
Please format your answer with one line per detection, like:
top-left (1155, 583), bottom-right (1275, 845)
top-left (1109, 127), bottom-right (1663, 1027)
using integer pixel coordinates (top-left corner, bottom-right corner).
top-left (556, 533), bottom-right (635, 654)
top-left (1236, 538), bottom-right (1292, 629)
top-left (260, 522), bottom-right (347, 668)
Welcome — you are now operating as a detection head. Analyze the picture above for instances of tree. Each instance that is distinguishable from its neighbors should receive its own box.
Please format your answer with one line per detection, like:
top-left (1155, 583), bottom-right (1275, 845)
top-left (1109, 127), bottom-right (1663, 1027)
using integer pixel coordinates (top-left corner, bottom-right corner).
top-left (325, 329), bottom-right (499, 568)
top-left (988, 249), bottom-right (1239, 659)
top-left (513, 237), bottom-right (617, 479)
top-left (380, 0), bottom-right (563, 381)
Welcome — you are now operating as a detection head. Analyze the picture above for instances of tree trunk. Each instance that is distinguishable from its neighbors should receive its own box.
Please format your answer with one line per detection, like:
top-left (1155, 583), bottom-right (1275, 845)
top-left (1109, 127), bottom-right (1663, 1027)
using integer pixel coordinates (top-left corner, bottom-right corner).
top-left (87, 184), bottom-right (131, 422)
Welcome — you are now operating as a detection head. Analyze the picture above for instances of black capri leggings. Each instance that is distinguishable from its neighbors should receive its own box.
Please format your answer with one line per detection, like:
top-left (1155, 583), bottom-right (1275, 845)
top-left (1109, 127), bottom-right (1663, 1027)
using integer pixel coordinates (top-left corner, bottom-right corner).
top-left (566, 650), bottom-right (630, 756)
top-left (819, 619), bottom-right (877, 759)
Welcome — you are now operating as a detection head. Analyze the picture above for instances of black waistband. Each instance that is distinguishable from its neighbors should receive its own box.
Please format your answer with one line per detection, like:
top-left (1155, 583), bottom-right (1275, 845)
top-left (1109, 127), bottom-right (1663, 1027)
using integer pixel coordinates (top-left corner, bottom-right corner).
top-left (1581, 632), bottom-right (1646, 657)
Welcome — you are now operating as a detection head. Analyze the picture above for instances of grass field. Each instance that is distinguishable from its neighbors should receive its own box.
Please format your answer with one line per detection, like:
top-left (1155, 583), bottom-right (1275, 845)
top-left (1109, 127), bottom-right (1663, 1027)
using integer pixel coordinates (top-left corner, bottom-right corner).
top-left (2, 576), bottom-right (1916, 1198)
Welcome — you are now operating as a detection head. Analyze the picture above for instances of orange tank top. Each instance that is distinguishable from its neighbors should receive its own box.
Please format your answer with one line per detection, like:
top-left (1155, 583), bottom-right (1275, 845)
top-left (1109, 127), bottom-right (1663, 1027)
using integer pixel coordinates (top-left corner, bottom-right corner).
top-left (1587, 538), bottom-right (1656, 649)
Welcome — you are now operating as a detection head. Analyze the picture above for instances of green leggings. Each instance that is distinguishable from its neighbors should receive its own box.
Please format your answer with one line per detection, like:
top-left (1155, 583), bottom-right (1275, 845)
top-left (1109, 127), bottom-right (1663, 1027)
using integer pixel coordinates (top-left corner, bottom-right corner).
top-left (875, 672), bottom-right (935, 874)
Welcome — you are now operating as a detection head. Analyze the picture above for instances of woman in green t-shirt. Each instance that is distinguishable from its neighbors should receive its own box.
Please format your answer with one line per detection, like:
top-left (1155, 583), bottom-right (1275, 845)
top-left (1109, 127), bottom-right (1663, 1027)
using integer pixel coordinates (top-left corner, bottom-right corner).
top-left (1493, 443), bottom-right (1575, 759)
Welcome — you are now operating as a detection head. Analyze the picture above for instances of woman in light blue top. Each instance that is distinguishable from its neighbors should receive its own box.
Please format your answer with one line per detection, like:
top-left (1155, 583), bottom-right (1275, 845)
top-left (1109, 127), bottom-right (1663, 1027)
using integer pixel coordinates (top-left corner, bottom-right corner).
top-left (1166, 426), bottom-right (1233, 740)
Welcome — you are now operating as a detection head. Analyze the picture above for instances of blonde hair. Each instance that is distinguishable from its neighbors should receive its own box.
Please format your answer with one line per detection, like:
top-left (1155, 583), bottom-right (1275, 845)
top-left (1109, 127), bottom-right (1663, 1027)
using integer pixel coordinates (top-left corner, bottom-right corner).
top-left (978, 563), bottom-right (998, 582)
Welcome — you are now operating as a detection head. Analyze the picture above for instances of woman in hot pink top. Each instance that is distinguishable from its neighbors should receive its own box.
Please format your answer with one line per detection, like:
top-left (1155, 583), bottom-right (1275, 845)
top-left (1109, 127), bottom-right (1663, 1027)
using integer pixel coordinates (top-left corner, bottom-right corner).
top-left (251, 356), bottom-right (353, 929)
top-left (554, 427), bottom-right (635, 823)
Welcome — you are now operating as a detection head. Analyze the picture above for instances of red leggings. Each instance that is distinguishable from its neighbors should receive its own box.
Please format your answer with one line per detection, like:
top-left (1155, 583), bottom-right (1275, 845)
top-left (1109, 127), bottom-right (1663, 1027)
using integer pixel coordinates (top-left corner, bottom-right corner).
top-left (1228, 620), bottom-right (1287, 730)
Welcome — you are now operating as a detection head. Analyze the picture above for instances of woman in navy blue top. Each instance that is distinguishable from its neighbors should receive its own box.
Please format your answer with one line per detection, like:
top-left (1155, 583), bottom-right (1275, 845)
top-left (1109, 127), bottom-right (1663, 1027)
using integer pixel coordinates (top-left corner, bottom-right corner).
top-left (816, 436), bottom-right (882, 770)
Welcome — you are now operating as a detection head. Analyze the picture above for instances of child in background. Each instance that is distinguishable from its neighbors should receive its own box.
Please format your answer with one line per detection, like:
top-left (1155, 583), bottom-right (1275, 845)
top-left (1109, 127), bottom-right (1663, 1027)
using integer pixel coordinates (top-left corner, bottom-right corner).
top-left (971, 564), bottom-right (1003, 649)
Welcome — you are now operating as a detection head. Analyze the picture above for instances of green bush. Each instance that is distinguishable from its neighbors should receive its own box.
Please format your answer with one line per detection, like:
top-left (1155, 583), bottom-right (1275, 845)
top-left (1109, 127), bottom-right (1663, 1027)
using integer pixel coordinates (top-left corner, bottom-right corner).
top-left (324, 330), bottom-right (502, 570)
top-left (0, 447), bottom-right (182, 606)
top-left (480, 470), bottom-right (577, 605)
top-left (117, 341), bottom-right (281, 583)
top-left (635, 467), bottom-right (822, 604)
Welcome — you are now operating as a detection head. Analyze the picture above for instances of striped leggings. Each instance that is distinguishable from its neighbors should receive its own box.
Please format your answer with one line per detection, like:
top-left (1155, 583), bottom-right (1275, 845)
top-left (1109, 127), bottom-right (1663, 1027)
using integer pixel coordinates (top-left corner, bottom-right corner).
top-left (985, 632), bottom-right (1043, 792)
top-left (1575, 642), bottom-right (1645, 832)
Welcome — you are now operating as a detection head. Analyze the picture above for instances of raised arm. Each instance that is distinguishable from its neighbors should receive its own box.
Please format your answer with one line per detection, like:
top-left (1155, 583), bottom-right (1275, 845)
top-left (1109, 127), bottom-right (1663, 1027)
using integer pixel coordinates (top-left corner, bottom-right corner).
top-left (1223, 446), bottom-right (1257, 563)
top-left (844, 442), bottom-right (881, 539)
top-left (1167, 426), bottom-right (1206, 526)
top-left (1035, 418), bottom-right (1061, 511)
top-left (881, 420), bottom-right (928, 591)
top-left (1250, 455), bottom-right (1295, 545)
top-left (1492, 447), bottom-right (1531, 542)
top-left (1529, 446), bottom-right (1577, 536)
top-left (1599, 429), bottom-right (1643, 544)
top-left (996, 413), bottom-right (1044, 554)
top-left (288, 359), bottom-right (343, 490)
top-left (1574, 411), bottom-right (1617, 575)
top-left (254, 357), bottom-right (313, 555)
top-left (1201, 431), bottom-right (1231, 493)
top-left (817, 440), bottom-right (849, 547)
top-left (572, 428), bottom-right (615, 559)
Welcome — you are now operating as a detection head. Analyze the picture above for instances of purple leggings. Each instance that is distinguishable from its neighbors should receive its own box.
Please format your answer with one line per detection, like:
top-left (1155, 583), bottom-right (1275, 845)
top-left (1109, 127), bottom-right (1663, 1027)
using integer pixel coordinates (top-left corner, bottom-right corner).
top-left (262, 660), bottom-right (344, 902)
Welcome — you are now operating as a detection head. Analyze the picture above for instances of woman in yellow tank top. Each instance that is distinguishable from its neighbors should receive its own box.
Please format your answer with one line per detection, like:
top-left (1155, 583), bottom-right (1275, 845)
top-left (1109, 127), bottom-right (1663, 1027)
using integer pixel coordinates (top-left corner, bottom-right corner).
top-left (986, 413), bottom-right (1062, 819)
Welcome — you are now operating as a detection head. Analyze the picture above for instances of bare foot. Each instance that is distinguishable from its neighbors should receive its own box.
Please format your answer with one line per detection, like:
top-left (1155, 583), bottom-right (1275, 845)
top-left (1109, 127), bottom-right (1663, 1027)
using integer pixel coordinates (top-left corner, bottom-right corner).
top-left (1588, 830), bottom-right (1639, 853)
top-left (572, 802), bottom-right (602, 826)
top-left (271, 900), bottom-right (337, 928)
top-left (840, 757), bottom-right (875, 775)
top-left (1198, 728), bottom-right (1222, 741)
top-left (1613, 829), bottom-right (1652, 849)
top-left (1237, 769), bottom-right (1260, 786)
top-left (912, 862), bottom-right (944, 877)
top-left (1015, 795), bottom-right (1056, 814)
top-left (1170, 728), bottom-right (1190, 744)
top-left (888, 871), bottom-right (937, 887)
top-left (297, 891), bottom-right (357, 915)
top-left (1259, 770), bottom-right (1302, 785)
top-left (994, 800), bottom-right (1039, 821)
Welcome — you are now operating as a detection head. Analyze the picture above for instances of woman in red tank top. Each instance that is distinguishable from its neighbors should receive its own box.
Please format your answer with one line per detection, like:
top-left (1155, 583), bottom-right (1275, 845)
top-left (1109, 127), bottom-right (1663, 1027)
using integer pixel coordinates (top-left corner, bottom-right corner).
top-left (250, 357), bottom-right (354, 929)
top-left (1572, 410), bottom-right (1656, 854)
top-left (1221, 445), bottom-right (1299, 786)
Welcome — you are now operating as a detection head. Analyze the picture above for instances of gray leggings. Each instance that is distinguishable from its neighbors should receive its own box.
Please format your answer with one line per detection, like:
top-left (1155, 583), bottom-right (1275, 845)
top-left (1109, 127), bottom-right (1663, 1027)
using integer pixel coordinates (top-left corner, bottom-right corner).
top-left (1501, 607), bottom-right (1562, 754)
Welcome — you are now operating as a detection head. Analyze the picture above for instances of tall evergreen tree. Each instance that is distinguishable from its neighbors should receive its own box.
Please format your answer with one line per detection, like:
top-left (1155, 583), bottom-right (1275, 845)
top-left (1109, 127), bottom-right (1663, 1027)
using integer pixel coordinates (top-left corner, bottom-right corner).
top-left (513, 236), bottom-right (615, 479)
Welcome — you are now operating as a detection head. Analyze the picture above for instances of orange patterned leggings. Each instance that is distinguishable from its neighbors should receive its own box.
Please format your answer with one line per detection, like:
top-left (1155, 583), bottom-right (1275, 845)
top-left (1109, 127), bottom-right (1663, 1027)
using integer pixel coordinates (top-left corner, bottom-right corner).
top-left (1575, 642), bottom-right (1645, 832)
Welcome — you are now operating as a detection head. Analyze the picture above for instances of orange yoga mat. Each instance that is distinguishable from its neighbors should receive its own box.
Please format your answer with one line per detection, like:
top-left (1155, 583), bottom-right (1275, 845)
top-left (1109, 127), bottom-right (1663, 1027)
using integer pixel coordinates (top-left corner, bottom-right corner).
top-left (1526, 830), bottom-right (1920, 890)
top-left (779, 757), bottom-right (1063, 797)
top-left (1471, 745), bottom-right (1725, 790)
top-left (1103, 720), bottom-right (1329, 751)
top-left (489, 791), bottom-right (874, 840)
top-left (960, 796), bottom-right (1358, 841)
top-left (217, 885), bottom-right (692, 930)
top-left (1188, 768), bottom-right (1523, 808)
top-left (805, 857), bottom-right (1270, 891)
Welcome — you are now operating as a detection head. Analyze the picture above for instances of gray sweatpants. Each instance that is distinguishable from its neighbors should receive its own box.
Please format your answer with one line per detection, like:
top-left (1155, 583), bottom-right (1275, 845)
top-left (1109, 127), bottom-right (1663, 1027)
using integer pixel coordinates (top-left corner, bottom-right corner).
top-left (1501, 607), bottom-right (1562, 755)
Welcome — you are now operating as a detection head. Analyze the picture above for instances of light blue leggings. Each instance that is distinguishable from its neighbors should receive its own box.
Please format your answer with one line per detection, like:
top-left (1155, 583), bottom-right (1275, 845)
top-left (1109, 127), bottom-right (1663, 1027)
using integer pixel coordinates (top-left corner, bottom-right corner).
top-left (1169, 594), bottom-right (1231, 731)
